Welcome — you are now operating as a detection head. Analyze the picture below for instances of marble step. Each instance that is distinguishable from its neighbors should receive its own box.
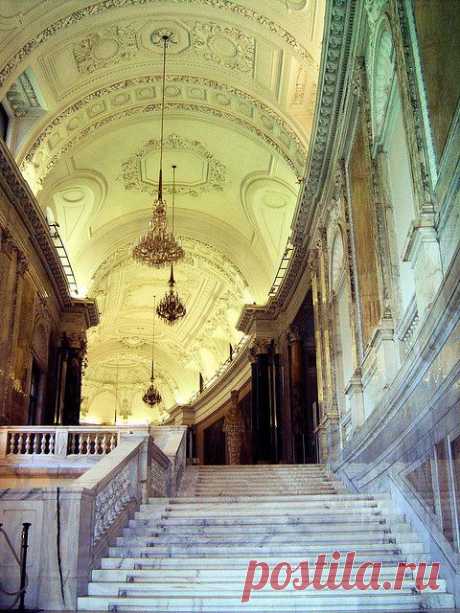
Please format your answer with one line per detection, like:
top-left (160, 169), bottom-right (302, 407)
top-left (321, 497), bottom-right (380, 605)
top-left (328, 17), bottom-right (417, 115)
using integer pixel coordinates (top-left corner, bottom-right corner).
top-left (193, 488), bottom-right (339, 495)
top-left (77, 592), bottom-right (456, 611)
top-left (158, 500), bottom-right (379, 518)
top-left (123, 521), bottom-right (412, 538)
top-left (194, 476), bottom-right (333, 481)
top-left (169, 494), bottom-right (370, 504)
top-left (99, 553), bottom-right (434, 570)
top-left (107, 542), bottom-right (427, 558)
top-left (114, 534), bottom-right (420, 549)
top-left (86, 580), bottom-right (448, 596)
top-left (141, 512), bottom-right (406, 527)
top-left (92, 565), bottom-right (430, 582)
top-left (158, 498), bottom-right (379, 511)
top-left (196, 465), bottom-right (328, 470)
top-left (195, 470), bottom-right (331, 475)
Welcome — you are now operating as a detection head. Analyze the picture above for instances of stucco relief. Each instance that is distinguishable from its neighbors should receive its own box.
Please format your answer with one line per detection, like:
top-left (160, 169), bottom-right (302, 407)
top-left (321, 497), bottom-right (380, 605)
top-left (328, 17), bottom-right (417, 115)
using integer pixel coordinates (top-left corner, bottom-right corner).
top-left (0, 0), bottom-right (316, 92)
top-left (119, 133), bottom-right (227, 197)
top-left (190, 21), bottom-right (255, 74)
top-left (71, 19), bottom-right (255, 76)
top-left (73, 23), bottom-right (139, 73)
top-left (21, 88), bottom-right (305, 189)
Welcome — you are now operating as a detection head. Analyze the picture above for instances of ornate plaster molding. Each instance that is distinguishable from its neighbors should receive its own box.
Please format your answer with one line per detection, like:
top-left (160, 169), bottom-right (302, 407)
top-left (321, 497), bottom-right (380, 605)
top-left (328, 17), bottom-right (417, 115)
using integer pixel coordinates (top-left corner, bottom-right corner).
top-left (20, 75), bottom-right (306, 185)
top-left (119, 133), bottom-right (227, 197)
top-left (267, 0), bottom-right (357, 312)
top-left (20, 74), bottom-right (304, 161)
top-left (0, 0), bottom-right (315, 92)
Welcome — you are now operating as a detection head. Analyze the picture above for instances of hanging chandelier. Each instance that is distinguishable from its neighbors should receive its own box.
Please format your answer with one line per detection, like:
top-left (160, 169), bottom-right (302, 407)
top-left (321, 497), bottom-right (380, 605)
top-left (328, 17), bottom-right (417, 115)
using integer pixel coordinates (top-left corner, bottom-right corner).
top-left (132, 34), bottom-right (184, 269)
top-left (157, 165), bottom-right (187, 325)
top-left (143, 298), bottom-right (162, 406)
top-left (157, 263), bottom-right (187, 325)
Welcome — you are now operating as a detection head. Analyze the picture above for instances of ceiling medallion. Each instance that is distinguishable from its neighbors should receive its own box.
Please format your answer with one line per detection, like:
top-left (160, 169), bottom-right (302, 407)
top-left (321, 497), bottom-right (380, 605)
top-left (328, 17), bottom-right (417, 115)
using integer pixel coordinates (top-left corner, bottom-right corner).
top-left (132, 34), bottom-right (184, 269)
top-left (143, 297), bottom-right (162, 407)
top-left (157, 165), bottom-right (187, 326)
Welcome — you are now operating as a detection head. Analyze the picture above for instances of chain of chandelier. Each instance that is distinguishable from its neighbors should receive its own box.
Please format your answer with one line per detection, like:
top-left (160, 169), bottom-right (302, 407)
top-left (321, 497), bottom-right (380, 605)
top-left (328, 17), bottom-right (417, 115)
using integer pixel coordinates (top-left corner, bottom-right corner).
top-left (132, 34), bottom-right (187, 407)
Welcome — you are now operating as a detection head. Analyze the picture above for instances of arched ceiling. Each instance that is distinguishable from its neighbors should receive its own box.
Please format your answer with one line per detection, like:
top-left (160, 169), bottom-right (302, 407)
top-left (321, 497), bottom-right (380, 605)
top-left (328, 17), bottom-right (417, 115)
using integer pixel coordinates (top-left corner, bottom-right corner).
top-left (0, 0), bottom-right (325, 422)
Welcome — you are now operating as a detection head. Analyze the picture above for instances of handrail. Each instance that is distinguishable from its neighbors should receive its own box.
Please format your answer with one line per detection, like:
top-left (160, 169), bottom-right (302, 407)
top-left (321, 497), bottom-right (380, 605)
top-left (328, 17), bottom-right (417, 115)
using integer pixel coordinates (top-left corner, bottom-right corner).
top-left (48, 222), bottom-right (79, 296)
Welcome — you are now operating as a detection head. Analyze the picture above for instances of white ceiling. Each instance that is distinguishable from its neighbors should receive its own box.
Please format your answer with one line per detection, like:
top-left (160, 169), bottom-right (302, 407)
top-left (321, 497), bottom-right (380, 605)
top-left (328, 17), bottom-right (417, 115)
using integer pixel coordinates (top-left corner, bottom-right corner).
top-left (0, 0), bottom-right (325, 422)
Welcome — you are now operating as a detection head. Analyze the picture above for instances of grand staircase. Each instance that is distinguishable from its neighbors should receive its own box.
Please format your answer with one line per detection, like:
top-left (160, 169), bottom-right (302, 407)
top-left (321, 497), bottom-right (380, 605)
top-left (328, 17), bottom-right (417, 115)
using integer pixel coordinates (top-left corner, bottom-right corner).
top-left (78, 464), bottom-right (455, 612)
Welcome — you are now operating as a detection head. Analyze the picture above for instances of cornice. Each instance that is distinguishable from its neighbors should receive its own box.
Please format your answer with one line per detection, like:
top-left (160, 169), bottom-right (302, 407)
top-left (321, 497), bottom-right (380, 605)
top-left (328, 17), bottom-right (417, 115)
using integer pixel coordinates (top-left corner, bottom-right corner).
top-left (268, 0), bottom-right (358, 312)
top-left (0, 139), bottom-right (99, 326)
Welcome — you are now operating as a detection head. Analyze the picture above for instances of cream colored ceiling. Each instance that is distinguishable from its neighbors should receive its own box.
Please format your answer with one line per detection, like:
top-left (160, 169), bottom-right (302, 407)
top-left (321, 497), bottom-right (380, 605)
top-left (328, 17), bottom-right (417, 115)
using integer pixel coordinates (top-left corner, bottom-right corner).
top-left (0, 0), bottom-right (325, 422)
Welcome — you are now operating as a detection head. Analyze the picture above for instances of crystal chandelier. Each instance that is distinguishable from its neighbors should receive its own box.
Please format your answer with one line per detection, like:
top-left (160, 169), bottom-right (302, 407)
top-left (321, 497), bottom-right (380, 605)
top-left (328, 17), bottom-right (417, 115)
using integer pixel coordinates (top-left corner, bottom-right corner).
top-left (157, 264), bottom-right (187, 325)
top-left (157, 165), bottom-right (187, 325)
top-left (143, 298), bottom-right (162, 406)
top-left (132, 34), bottom-right (184, 268)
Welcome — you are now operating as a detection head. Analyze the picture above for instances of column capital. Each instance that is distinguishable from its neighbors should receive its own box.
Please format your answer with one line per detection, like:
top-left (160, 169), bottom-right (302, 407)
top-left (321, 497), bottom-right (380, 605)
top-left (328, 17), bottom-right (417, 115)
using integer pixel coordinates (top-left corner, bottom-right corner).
top-left (287, 325), bottom-right (301, 345)
top-left (249, 337), bottom-right (272, 358)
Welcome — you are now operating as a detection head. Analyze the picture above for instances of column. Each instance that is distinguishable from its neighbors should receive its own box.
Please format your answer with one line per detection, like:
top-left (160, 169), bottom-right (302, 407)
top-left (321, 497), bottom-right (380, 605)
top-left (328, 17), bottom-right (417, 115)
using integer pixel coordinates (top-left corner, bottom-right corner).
top-left (288, 326), bottom-right (304, 462)
top-left (55, 332), bottom-right (87, 425)
top-left (250, 338), bottom-right (277, 463)
top-left (278, 332), bottom-right (294, 464)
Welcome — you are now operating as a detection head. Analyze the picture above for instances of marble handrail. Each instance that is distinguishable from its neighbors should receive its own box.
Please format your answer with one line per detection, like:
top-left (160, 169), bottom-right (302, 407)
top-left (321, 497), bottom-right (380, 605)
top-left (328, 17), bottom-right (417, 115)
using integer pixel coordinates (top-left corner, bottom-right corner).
top-left (73, 437), bottom-right (145, 546)
top-left (0, 426), bottom-right (124, 457)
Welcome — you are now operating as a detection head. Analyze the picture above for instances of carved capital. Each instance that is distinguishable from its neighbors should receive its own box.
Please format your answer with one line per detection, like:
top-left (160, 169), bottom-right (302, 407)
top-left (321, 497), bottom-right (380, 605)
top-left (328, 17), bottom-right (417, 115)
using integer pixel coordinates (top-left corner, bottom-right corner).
top-left (250, 337), bottom-right (272, 357)
top-left (287, 325), bottom-right (301, 345)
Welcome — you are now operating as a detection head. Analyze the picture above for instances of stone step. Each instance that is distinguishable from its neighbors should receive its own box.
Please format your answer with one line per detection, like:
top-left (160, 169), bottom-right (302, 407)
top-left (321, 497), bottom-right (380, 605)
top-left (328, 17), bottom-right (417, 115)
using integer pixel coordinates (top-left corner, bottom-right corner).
top-left (107, 542), bottom-right (427, 558)
top-left (193, 490), bottom-right (340, 497)
top-left (196, 464), bottom-right (328, 469)
top-left (138, 512), bottom-right (405, 527)
top-left (99, 552), bottom-right (434, 570)
top-left (86, 579), bottom-right (447, 596)
top-left (158, 505), bottom-right (381, 517)
top-left (197, 473), bottom-right (333, 484)
top-left (168, 494), bottom-right (374, 504)
top-left (156, 497), bottom-right (379, 511)
top-left (77, 592), bottom-right (456, 611)
top-left (92, 565), bottom-right (431, 582)
top-left (193, 488), bottom-right (339, 495)
top-left (115, 532), bottom-right (421, 547)
top-left (122, 521), bottom-right (412, 538)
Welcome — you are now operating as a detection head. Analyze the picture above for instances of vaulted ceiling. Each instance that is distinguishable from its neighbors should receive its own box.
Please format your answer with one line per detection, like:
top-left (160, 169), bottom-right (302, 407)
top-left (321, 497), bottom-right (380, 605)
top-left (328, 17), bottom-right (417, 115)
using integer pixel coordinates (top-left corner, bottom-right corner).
top-left (0, 0), bottom-right (325, 422)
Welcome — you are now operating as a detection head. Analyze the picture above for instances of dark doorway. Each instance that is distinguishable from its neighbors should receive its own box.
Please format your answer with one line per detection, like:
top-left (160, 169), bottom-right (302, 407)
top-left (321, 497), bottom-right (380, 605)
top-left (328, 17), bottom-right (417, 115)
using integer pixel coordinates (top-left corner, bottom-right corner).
top-left (28, 359), bottom-right (42, 425)
top-left (203, 418), bottom-right (226, 465)
top-left (289, 290), bottom-right (319, 464)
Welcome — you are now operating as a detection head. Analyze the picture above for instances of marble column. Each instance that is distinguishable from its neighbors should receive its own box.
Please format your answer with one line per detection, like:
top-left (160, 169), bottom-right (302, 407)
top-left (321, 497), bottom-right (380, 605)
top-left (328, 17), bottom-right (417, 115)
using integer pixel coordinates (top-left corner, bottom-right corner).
top-left (56, 333), bottom-right (87, 425)
top-left (223, 390), bottom-right (245, 465)
top-left (250, 338), bottom-right (277, 463)
top-left (288, 326), bottom-right (304, 462)
top-left (278, 332), bottom-right (294, 464)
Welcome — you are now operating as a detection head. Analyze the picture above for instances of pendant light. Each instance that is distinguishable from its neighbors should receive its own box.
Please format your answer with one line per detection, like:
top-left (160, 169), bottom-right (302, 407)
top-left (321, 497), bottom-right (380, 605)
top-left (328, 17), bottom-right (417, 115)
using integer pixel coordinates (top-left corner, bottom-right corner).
top-left (143, 297), bottom-right (162, 406)
top-left (156, 165), bottom-right (187, 325)
top-left (132, 34), bottom-right (184, 268)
